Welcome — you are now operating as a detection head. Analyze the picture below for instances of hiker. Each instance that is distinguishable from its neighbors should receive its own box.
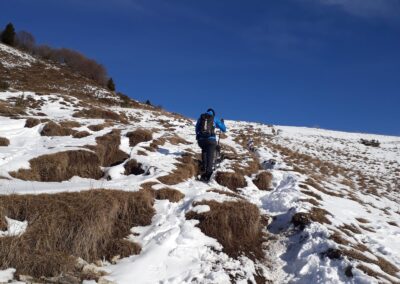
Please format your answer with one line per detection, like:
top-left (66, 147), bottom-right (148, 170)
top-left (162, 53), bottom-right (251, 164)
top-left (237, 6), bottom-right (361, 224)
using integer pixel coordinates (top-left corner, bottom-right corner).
top-left (247, 138), bottom-right (256, 153)
top-left (195, 108), bottom-right (227, 182)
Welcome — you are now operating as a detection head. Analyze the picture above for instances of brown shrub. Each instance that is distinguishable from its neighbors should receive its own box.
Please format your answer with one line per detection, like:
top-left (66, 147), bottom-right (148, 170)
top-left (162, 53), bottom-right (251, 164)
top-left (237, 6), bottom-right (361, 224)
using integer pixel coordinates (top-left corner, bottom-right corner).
top-left (166, 135), bottom-right (191, 145)
top-left (291, 212), bottom-right (311, 230)
top-left (253, 171), bottom-right (272, 190)
top-left (355, 218), bottom-right (370, 224)
top-left (292, 207), bottom-right (332, 229)
top-left (126, 129), bottom-right (153, 147)
top-left (0, 100), bottom-right (26, 117)
top-left (124, 159), bottom-right (145, 175)
top-left (24, 118), bottom-right (40, 128)
top-left (154, 188), bottom-right (185, 202)
top-left (305, 178), bottom-right (343, 197)
top-left (300, 190), bottom-right (323, 201)
top-left (309, 207), bottom-right (332, 225)
top-left (59, 120), bottom-right (81, 128)
top-left (140, 181), bottom-right (160, 191)
top-left (158, 153), bottom-right (200, 185)
top-left (73, 131), bottom-right (90, 138)
top-left (87, 130), bottom-right (129, 167)
top-left (0, 215), bottom-right (7, 231)
top-left (356, 264), bottom-right (392, 283)
top-left (186, 200), bottom-right (264, 259)
top-left (145, 137), bottom-right (166, 152)
top-left (215, 172), bottom-right (247, 191)
top-left (340, 223), bottom-right (362, 235)
top-left (343, 249), bottom-right (399, 280)
top-left (88, 124), bottom-right (106, 132)
top-left (0, 137), bottom-right (10, 146)
top-left (330, 231), bottom-right (348, 245)
top-left (73, 108), bottom-right (127, 123)
top-left (206, 189), bottom-right (243, 199)
top-left (321, 248), bottom-right (342, 260)
top-left (300, 198), bottom-right (320, 206)
top-left (10, 150), bottom-right (103, 181)
top-left (137, 150), bottom-right (148, 156)
top-left (40, 121), bottom-right (74, 136)
top-left (0, 189), bottom-right (154, 278)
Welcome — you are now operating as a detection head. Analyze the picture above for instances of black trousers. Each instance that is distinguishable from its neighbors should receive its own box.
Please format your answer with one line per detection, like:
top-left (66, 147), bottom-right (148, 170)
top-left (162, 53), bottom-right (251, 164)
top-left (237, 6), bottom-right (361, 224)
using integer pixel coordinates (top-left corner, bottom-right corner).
top-left (198, 139), bottom-right (217, 175)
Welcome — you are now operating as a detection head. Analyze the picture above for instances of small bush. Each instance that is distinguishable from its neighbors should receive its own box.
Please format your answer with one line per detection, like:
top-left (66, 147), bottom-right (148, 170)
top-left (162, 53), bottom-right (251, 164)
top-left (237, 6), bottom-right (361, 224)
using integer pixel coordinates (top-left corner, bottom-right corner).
top-left (40, 121), bottom-right (74, 136)
top-left (124, 159), bottom-right (145, 175)
top-left (73, 131), bottom-right (90, 138)
top-left (0, 101), bottom-right (26, 117)
top-left (126, 129), bottom-right (153, 147)
top-left (291, 212), bottom-right (311, 230)
top-left (24, 118), bottom-right (40, 128)
top-left (360, 139), bottom-right (380, 147)
top-left (0, 189), bottom-right (155, 278)
top-left (215, 172), bottom-right (247, 191)
top-left (87, 130), bottom-right (129, 167)
top-left (73, 108), bottom-right (127, 123)
top-left (10, 150), bottom-right (103, 181)
top-left (88, 124), bottom-right (106, 132)
top-left (0, 137), bottom-right (10, 146)
top-left (0, 81), bottom-right (10, 91)
top-left (253, 171), bottom-right (272, 190)
top-left (186, 200), bottom-right (264, 259)
top-left (292, 207), bottom-right (332, 230)
top-left (59, 120), bottom-right (81, 128)
top-left (155, 188), bottom-right (185, 202)
top-left (158, 153), bottom-right (200, 185)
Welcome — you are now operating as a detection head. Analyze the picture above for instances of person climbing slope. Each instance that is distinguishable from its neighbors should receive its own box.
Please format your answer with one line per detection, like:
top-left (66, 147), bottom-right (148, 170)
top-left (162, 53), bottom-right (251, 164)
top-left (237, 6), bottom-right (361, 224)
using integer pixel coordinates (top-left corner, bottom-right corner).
top-left (195, 108), bottom-right (227, 182)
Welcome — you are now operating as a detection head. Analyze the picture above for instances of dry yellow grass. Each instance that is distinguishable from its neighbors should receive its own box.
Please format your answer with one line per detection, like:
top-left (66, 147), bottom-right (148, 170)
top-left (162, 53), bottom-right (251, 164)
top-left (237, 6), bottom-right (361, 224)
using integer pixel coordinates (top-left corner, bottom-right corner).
top-left (0, 189), bottom-right (155, 278)
top-left (186, 200), bottom-right (264, 259)
top-left (10, 150), bottom-right (103, 181)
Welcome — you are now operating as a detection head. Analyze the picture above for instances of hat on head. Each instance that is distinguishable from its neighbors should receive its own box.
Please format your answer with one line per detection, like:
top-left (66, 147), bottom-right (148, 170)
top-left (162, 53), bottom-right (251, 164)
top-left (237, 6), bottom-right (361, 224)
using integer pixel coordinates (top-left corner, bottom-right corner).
top-left (207, 108), bottom-right (215, 116)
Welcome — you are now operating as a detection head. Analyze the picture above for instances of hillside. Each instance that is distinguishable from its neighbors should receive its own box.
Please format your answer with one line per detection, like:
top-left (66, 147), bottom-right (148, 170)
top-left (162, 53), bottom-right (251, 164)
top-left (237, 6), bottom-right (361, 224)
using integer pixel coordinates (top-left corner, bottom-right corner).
top-left (0, 43), bottom-right (399, 284)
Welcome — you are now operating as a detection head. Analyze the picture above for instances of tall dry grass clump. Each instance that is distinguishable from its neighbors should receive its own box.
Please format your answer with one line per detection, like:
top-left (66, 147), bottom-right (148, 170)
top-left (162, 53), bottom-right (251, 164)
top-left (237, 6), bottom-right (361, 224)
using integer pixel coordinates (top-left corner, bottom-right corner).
top-left (124, 159), bottom-right (145, 175)
top-left (40, 121), bottom-right (74, 136)
top-left (87, 129), bottom-right (129, 167)
top-left (24, 118), bottom-right (40, 128)
top-left (0, 137), bottom-right (10, 146)
top-left (186, 200), bottom-right (264, 259)
top-left (0, 189), bottom-right (155, 278)
top-left (73, 108), bottom-right (127, 123)
top-left (215, 172), bottom-right (247, 191)
top-left (126, 129), bottom-right (153, 147)
top-left (253, 171), bottom-right (273, 190)
top-left (10, 150), bottom-right (103, 181)
top-left (158, 153), bottom-right (200, 185)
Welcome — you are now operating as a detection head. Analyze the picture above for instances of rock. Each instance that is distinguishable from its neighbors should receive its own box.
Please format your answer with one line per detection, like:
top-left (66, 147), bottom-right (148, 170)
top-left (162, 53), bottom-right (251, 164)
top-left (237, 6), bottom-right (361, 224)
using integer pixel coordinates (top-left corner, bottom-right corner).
top-left (81, 263), bottom-right (108, 280)
top-left (75, 257), bottom-right (89, 270)
top-left (18, 275), bottom-right (35, 283)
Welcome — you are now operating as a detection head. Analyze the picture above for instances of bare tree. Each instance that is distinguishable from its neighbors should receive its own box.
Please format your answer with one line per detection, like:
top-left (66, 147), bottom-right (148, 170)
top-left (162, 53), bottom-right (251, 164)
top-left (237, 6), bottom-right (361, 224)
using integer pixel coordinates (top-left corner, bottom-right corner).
top-left (15, 31), bottom-right (36, 53)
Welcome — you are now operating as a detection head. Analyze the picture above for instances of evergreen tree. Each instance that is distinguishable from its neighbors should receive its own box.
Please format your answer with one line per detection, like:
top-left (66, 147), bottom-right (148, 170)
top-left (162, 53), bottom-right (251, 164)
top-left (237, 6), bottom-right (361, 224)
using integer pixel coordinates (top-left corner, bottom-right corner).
top-left (1, 23), bottom-right (16, 46)
top-left (107, 78), bottom-right (115, 91)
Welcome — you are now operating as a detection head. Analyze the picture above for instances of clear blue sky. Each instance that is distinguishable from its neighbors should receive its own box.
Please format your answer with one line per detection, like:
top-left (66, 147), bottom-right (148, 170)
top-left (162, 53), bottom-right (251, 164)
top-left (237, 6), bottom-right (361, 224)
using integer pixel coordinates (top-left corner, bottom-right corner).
top-left (2, 0), bottom-right (399, 135)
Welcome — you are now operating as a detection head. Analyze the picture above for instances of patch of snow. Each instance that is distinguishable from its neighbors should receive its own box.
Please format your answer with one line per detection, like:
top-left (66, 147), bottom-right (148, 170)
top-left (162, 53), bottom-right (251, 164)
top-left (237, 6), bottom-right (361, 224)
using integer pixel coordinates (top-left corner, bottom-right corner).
top-left (0, 268), bottom-right (16, 282)
top-left (191, 204), bottom-right (210, 214)
top-left (0, 217), bottom-right (28, 237)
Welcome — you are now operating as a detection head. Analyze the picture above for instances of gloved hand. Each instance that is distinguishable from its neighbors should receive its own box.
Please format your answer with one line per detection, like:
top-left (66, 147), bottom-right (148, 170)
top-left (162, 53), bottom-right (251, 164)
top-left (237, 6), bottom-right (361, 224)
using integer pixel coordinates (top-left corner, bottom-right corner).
top-left (221, 118), bottom-right (224, 123)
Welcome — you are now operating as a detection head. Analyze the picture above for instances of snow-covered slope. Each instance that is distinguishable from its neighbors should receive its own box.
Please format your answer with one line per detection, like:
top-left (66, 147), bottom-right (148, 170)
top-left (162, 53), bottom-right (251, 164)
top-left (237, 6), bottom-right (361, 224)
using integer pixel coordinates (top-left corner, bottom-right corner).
top-left (0, 44), bottom-right (399, 284)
